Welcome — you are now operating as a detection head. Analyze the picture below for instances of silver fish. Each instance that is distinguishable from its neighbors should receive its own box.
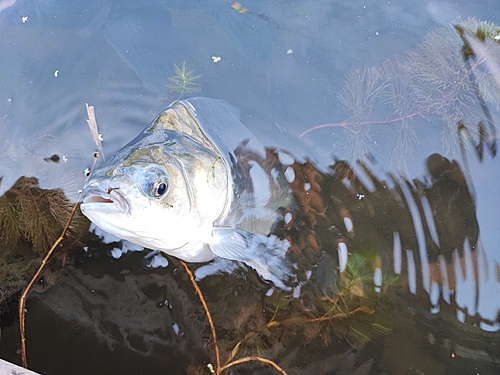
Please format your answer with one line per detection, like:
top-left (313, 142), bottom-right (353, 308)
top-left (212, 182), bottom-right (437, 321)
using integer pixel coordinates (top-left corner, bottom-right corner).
top-left (81, 97), bottom-right (298, 288)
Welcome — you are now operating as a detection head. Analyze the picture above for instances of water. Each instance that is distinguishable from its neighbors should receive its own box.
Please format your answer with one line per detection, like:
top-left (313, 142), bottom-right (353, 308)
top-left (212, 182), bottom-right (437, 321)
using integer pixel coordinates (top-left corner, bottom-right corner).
top-left (0, 0), bottom-right (499, 374)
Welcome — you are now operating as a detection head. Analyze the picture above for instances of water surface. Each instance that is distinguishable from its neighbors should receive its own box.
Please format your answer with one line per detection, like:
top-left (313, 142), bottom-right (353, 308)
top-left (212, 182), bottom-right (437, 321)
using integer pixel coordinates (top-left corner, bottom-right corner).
top-left (0, 0), bottom-right (499, 374)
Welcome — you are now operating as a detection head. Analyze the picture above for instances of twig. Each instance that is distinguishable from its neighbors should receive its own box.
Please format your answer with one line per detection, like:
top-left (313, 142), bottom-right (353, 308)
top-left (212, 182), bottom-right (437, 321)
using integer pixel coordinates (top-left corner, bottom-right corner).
top-left (19, 152), bottom-right (99, 368)
top-left (179, 261), bottom-right (290, 375)
top-left (221, 332), bottom-right (289, 374)
top-left (19, 200), bottom-right (79, 368)
top-left (85, 103), bottom-right (105, 161)
top-left (179, 260), bottom-right (221, 372)
top-left (307, 305), bottom-right (374, 323)
top-left (265, 305), bottom-right (374, 329)
top-left (298, 113), bottom-right (418, 138)
top-left (19, 104), bottom-right (103, 368)
top-left (225, 331), bottom-right (257, 364)
top-left (219, 356), bottom-right (288, 375)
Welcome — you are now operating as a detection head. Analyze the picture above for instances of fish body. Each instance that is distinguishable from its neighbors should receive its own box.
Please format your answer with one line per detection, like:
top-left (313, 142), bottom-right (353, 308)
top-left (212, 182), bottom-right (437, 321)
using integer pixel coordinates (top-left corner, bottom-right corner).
top-left (81, 97), bottom-right (297, 287)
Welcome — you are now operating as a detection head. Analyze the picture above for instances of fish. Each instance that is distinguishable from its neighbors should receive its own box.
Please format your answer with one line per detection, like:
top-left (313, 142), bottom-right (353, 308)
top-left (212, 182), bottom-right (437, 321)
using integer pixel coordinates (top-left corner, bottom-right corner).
top-left (81, 97), bottom-right (300, 289)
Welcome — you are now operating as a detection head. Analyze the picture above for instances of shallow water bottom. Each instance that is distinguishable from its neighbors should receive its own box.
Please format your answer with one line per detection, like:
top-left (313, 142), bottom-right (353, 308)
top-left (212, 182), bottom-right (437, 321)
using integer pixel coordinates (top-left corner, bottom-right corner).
top-left (0, 246), bottom-right (498, 375)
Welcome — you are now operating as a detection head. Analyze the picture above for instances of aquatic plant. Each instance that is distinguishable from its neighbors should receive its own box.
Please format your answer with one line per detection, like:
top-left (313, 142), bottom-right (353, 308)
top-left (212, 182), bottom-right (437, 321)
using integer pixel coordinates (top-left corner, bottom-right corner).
top-left (0, 176), bottom-right (86, 254)
top-left (179, 243), bottom-right (396, 374)
top-left (407, 23), bottom-right (484, 156)
top-left (0, 175), bottom-right (90, 363)
top-left (166, 62), bottom-right (202, 99)
top-left (180, 261), bottom-right (288, 375)
top-left (247, 251), bottom-right (395, 356)
top-left (302, 19), bottom-right (500, 170)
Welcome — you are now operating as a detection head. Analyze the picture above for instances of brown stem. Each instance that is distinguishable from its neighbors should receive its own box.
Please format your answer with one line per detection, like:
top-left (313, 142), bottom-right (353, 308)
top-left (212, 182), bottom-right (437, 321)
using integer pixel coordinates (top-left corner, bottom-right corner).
top-left (220, 356), bottom-right (288, 375)
top-left (179, 260), bottom-right (221, 373)
top-left (179, 261), bottom-right (291, 375)
top-left (19, 200), bottom-right (80, 368)
top-left (19, 152), bottom-right (99, 368)
top-left (307, 305), bottom-right (375, 322)
top-left (299, 112), bottom-right (419, 138)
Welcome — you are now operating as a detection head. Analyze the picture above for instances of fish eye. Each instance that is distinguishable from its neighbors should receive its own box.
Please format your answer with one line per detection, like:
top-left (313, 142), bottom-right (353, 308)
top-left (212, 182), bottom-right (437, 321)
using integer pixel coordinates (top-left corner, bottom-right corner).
top-left (154, 182), bottom-right (168, 197)
top-left (138, 167), bottom-right (169, 199)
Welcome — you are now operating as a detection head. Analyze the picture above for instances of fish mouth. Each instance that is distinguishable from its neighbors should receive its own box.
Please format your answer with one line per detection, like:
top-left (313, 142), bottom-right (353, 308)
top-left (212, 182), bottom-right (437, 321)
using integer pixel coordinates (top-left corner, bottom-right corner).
top-left (81, 187), bottom-right (130, 214)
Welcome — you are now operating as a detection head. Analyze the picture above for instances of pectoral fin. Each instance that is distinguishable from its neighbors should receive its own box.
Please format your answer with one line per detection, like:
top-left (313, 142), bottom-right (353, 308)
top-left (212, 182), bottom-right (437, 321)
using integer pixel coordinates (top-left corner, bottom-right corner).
top-left (210, 227), bottom-right (293, 290)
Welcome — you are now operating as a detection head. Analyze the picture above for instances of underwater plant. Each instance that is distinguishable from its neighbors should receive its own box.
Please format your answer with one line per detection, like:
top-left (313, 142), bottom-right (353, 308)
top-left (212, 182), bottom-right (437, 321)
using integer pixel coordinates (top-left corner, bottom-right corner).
top-left (305, 19), bottom-right (500, 171)
top-left (166, 62), bottom-right (202, 99)
top-left (0, 176), bottom-right (86, 254)
top-left (0, 176), bottom-right (88, 318)
top-left (248, 251), bottom-right (395, 357)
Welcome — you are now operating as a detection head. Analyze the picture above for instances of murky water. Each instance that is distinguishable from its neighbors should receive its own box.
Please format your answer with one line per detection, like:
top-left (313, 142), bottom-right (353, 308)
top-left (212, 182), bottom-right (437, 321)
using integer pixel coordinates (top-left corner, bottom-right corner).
top-left (0, 0), bottom-right (499, 374)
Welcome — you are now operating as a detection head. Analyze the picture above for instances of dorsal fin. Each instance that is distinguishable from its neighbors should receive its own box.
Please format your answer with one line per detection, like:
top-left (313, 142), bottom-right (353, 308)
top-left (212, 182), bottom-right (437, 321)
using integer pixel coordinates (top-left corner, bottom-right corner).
top-left (148, 102), bottom-right (212, 149)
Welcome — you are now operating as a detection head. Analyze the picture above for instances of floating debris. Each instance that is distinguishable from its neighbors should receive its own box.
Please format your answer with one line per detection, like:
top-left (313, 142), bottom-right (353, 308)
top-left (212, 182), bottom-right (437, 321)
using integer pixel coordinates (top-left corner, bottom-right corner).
top-left (43, 154), bottom-right (60, 163)
top-left (85, 103), bottom-right (105, 160)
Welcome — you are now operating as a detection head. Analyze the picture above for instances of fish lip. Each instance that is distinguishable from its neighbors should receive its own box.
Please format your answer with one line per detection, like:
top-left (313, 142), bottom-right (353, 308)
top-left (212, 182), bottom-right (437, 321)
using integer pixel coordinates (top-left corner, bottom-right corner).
top-left (81, 187), bottom-right (130, 214)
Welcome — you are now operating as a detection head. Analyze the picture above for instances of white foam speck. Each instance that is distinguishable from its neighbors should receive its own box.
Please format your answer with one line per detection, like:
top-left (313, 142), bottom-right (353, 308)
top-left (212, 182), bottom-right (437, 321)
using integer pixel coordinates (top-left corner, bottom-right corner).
top-left (90, 223), bottom-right (122, 244)
top-left (121, 240), bottom-right (144, 253)
top-left (292, 285), bottom-right (301, 298)
top-left (111, 247), bottom-right (122, 259)
top-left (393, 231), bottom-right (401, 275)
top-left (277, 150), bottom-right (295, 166)
top-left (284, 166), bottom-right (295, 184)
top-left (343, 216), bottom-right (353, 233)
top-left (338, 242), bottom-right (348, 273)
top-left (284, 212), bottom-right (293, 225)
top-left (148, 254), bottom-right (169, 268)
top-left (373, 267), bottom-right (382, 293)
top-left (248, 161), bottom-right (271, 205)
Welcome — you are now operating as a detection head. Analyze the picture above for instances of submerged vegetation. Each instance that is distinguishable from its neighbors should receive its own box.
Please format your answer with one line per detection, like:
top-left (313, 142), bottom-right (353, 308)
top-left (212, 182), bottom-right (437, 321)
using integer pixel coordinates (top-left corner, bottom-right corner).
top-left (183, 251), bottom-right (395, 374)
top-left (266, 252), bottom-right (394, 351)
top-left (306, 19), bottom-right (500, 170)
top-left (0, 176), bottom-right (86, 254)
top-left (166, 62), bottom-right (202, 99)
top-left (0, 176), bottom-right (88, 317)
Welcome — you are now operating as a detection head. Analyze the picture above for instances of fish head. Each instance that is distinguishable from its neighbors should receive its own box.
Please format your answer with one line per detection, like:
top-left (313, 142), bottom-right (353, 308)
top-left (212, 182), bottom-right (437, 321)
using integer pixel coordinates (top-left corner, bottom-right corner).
top-left (81, 128), bottom-right (229, 261)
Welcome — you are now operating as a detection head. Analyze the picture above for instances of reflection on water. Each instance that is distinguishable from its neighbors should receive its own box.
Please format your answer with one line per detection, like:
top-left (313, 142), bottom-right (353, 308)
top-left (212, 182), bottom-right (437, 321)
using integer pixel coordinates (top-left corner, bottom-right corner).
top-left (300, 19), bottom-right (500, 172)
top-left (0, 0), bottom-right (499, 374)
